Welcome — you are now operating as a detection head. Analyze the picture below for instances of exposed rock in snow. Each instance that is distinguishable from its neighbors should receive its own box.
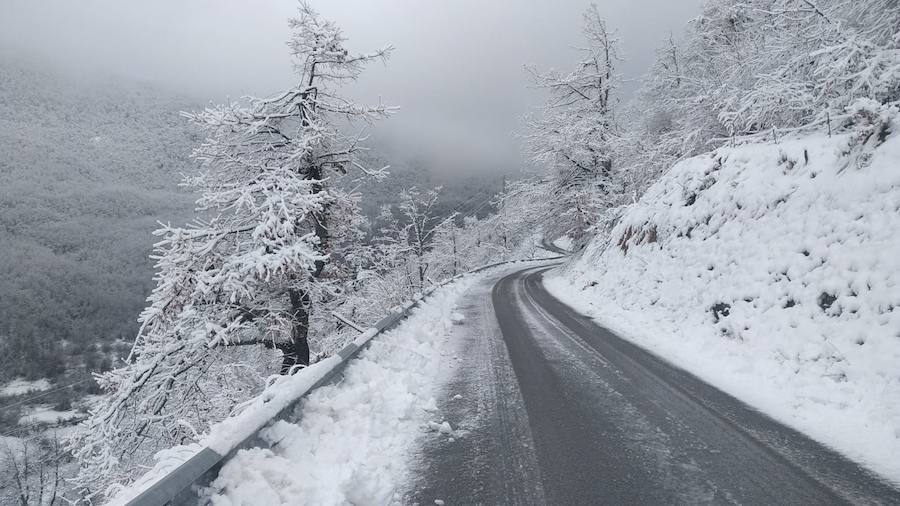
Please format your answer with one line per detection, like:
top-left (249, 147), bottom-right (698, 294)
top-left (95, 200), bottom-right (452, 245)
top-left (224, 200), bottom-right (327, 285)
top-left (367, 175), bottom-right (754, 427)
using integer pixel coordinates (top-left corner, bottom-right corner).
top-left (428, 421), bottom-right (453, 434)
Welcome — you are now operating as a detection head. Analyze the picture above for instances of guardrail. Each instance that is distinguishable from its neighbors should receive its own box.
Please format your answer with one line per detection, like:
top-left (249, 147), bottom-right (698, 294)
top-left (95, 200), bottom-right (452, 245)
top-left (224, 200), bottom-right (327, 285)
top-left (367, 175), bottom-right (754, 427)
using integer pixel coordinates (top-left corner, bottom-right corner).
top-left (117, 256), bottom-right (562, 506)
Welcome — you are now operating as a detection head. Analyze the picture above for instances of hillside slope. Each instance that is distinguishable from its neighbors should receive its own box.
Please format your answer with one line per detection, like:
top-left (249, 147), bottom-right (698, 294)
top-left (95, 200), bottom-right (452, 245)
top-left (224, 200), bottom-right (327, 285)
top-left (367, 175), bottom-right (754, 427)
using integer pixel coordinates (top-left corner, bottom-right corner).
top-left (545, 105), bottom-right (900, 483)
top-left (0, 61), bottom-right (198, 380)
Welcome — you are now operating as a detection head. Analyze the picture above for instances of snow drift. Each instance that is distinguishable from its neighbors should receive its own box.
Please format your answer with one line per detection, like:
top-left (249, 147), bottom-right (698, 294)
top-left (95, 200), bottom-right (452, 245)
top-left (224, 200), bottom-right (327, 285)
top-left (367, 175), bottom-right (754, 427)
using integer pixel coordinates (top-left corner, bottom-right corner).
top-left (546, 104), bottom-right (900, 483)
top-left (200, 274), bottom-right (481, 505)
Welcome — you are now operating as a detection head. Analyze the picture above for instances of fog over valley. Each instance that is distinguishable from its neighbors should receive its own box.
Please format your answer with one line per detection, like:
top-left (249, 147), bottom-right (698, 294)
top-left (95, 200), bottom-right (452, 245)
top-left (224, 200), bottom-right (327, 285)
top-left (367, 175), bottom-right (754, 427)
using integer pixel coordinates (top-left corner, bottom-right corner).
top-left (1, 0), bottom-right (700, 175)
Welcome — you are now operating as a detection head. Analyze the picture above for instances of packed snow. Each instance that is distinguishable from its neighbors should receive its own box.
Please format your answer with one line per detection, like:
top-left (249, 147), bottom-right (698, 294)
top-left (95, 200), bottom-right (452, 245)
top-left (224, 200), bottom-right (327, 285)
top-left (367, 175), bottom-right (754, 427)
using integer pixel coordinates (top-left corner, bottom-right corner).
top-left (0, 378), bottom-right (51, 397)
top-left (545, 110), bottom-right (900, 484)
top-left (202, 275), bottom-right (480, 505)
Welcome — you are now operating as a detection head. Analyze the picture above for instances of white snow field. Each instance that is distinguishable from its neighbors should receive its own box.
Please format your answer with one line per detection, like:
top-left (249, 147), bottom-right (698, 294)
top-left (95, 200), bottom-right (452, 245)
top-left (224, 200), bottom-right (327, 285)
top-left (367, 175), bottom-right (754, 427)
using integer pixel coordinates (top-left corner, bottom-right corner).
top-left (0, 377), bottom-right (51, 397)
top-left (17, 404), bottom-right (82, 425)
top-left (545, 109), bottom-right (900, 483)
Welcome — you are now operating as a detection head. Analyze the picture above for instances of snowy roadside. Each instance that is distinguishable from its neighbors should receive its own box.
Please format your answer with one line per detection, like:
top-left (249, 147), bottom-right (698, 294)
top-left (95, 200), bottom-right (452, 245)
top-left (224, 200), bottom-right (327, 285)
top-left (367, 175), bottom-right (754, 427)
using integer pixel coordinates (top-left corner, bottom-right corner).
top-left (543, 115), bottom-right (900, 485)
top-left (200, 265), bottom-right (524, 505)
top-left (102, 255), bottom-right (557, 505)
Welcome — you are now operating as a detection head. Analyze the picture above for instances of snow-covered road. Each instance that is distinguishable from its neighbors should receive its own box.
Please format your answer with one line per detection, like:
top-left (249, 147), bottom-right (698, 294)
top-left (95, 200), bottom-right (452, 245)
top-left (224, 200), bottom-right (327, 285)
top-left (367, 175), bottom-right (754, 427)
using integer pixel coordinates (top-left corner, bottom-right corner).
top-left (200, 263), bottom-right (900, 505)
top-left (410, 265), bottom-right (900, 505)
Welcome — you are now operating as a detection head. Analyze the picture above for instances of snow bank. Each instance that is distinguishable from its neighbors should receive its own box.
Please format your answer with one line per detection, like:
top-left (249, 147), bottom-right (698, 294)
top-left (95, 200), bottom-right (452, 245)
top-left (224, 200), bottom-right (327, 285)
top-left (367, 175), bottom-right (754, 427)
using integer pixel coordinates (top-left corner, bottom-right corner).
top-left (546, 111), bottom-right (900, 483)
top-left (204, 356), bottom-right (345, 455)
top-left (203, 276), bottom-right (479, 505)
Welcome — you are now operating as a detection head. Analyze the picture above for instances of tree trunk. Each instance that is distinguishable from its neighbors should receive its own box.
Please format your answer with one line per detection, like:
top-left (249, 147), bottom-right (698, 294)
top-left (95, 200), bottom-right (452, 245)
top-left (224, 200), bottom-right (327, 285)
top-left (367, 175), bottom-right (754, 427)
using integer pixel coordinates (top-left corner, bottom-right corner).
top-left (417, 257), bottom-right (425, 291)
top-left (278, 288), bottom-right (311, 374)
top-left (277, 163), bottom-right (326, 374)
top-left (451, 232), bottom-right (458, 276)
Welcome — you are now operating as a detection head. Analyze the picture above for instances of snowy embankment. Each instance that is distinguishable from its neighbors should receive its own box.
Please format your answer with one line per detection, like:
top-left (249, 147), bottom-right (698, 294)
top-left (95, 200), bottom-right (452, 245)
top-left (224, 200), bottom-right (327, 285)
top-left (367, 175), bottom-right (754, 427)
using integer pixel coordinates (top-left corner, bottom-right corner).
top-left (202, 277), bottom-right (477, 505)
top-left (545, 108), bottom-right (900, 483)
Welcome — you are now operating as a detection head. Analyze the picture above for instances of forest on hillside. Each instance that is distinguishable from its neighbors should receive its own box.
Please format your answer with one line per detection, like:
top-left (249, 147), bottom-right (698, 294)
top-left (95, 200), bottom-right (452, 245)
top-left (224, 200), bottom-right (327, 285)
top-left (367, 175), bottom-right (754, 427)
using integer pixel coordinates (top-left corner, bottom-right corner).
top-left (0, 63), bottom-right (198, 381)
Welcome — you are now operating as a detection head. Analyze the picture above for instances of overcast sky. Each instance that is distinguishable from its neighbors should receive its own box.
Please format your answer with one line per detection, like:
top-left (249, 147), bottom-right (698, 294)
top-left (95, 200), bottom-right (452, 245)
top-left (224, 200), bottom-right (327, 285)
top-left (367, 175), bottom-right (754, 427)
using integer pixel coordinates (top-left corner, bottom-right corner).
top-left (0, 0), bottom-right (701, 175)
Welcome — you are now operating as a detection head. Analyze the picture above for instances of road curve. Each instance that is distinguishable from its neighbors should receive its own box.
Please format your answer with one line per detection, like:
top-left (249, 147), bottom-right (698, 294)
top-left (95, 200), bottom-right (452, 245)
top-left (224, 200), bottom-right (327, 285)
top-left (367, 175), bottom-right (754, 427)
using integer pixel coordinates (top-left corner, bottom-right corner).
top-left (407, 265), bottom-right (900, 505)
top-left (538, 238), bottom-right (570, 255)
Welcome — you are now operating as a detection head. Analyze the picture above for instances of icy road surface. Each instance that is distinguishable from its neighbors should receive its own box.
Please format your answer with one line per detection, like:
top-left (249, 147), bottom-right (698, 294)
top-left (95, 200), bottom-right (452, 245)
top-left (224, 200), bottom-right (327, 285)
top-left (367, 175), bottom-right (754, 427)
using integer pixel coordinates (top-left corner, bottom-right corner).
top-left (407, 265), bottom-right (900, 505)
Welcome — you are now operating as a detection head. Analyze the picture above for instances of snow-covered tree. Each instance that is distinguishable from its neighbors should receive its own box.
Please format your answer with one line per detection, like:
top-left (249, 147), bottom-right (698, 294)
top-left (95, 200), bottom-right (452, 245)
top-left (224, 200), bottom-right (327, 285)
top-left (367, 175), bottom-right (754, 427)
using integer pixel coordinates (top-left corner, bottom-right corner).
top-left (1, 434), bottom-right (64, 506)
top-left (69, 2), bottom-right (393, 496)
top-left (638, 0), bottom-right (900, 143)
top-left (433, 178), bottom-right (555, 267)
top-left (523, 4), bottom-right (622, 238)
top-left (731, 0), bottom-right (900, 131)
top-left (427, 218), bottom-right (463, 278)
top-left (587, 0), bottom-right (899, 230)
top-left (374, 187), bottom-right (445, 298)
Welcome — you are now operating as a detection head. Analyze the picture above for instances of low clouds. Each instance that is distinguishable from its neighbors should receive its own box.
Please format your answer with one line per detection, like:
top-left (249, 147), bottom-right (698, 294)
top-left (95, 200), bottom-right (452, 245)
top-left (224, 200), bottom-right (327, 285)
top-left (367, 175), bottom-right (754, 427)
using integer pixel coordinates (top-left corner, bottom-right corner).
top-left (0, 0), bottom-right (700, 175)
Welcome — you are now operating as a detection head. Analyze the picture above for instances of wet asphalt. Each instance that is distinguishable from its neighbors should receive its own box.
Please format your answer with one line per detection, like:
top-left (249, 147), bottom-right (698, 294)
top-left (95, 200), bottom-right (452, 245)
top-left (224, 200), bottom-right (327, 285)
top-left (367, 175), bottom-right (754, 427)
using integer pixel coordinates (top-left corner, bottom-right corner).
top-left (406, 265), bottom-right (900, 506)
